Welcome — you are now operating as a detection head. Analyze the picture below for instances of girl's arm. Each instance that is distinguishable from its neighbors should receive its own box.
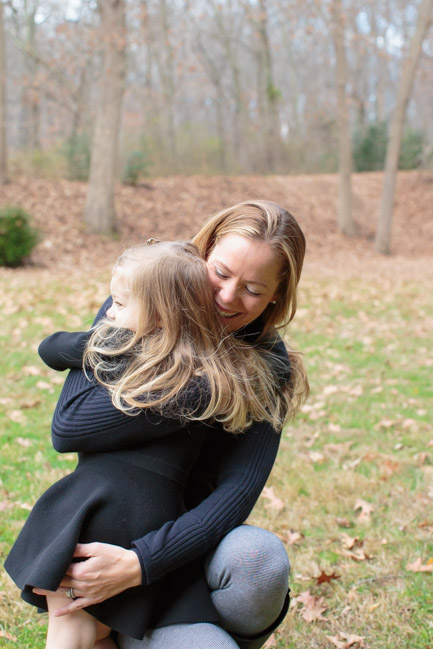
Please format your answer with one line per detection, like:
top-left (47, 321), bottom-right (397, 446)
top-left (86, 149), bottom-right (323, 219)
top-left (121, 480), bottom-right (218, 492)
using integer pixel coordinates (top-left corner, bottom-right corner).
top-left (38, 298), bottom-right (111, 371)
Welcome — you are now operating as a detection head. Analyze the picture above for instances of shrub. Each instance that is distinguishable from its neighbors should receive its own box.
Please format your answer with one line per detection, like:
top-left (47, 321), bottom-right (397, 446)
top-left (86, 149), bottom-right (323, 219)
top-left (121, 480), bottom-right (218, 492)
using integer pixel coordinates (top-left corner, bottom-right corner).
top-left (399, 128), bottom-right (424, 170)
top-left (62, 132), bottom-right (91, 181)
top-left (0, 206), bottom-right (40, 267)
top-left (354, 122), bottom-right (426, 172)
top-left (353, 122), bottom-right (387, 172)
top-left (122, 150), bottom-right (151, 185)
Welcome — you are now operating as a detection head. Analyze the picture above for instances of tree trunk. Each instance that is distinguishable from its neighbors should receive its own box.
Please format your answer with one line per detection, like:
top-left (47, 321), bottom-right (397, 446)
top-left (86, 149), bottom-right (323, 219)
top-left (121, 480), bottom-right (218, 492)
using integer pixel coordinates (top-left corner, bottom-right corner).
top-left (331, 0), bottom-right (357, 236)
top-left (258, 0), bottom-right (280, 173)
top-left (159, 0), bottom-right (177, 170)
top-left (375, 0), bottom-right (433, 254)
top-left (84, 0), bottom-right (126, 235)
top-left (0, 0), bottom-right (7, 184)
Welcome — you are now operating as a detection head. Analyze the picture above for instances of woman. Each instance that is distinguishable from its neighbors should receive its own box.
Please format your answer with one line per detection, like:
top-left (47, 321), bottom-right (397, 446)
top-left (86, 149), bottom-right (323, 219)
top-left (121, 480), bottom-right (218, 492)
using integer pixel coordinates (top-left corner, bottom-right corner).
top-left (34, 200), bottom-right (308, 649)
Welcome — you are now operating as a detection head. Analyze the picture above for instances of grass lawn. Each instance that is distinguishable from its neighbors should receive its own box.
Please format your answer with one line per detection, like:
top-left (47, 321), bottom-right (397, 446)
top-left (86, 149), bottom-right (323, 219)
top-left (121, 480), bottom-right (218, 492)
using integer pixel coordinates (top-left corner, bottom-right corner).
top-left (1, 266), bottom-right (432, 648)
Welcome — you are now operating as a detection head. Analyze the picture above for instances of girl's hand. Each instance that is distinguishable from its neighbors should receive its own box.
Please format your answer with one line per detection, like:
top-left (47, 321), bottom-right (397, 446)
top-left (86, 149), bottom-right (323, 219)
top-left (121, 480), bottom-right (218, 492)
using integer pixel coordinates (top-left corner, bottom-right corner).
top-left (32, 542), bottom-right (142, 616)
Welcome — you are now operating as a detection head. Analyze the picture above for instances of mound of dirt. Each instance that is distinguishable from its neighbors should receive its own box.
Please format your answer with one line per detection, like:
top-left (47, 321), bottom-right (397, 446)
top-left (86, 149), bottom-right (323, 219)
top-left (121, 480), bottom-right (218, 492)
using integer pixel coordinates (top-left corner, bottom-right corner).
top-left (1, 171), bottom-right (432, 280)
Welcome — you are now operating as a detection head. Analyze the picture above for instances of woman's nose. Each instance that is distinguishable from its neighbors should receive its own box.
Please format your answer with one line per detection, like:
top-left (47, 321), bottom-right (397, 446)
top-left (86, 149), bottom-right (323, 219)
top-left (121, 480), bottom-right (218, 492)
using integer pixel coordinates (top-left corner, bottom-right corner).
top-left (218, 282), bottom-right (238, 305)
top-left (106, 305), bottom-right (115, 320)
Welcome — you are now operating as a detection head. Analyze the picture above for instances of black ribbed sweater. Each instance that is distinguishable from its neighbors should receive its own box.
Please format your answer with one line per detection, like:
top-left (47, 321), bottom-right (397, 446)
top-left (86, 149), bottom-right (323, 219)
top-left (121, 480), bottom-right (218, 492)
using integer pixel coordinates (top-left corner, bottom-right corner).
top-left (38, 300), bottom-right (287, 587)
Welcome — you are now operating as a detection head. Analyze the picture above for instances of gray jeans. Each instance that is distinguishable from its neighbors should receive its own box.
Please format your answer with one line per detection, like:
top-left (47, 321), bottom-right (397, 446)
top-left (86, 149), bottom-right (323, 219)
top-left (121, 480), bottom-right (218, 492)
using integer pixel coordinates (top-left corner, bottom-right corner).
top-left (118, 525), bottom-right (290, 649)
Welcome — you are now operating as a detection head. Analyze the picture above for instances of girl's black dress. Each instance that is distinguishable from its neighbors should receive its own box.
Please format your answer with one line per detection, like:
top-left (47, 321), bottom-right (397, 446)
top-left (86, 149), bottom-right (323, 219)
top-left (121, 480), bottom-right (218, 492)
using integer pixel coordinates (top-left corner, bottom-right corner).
top-left (4, 381), bottom-right (219, 639)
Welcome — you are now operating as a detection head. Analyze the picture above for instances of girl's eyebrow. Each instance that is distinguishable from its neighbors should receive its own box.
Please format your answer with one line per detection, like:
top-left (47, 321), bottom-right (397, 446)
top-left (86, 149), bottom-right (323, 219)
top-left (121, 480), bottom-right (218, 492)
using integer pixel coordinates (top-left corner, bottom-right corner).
top-left (213, 260), bottom-right (269, 289)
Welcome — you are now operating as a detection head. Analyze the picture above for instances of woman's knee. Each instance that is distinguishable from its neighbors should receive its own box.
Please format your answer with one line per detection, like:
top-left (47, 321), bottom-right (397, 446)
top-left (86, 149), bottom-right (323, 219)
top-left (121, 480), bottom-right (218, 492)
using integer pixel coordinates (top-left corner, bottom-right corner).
top-left (117, 623), bottom-right (239, 649)
top-left (205, 525), bottom-right (290, 590)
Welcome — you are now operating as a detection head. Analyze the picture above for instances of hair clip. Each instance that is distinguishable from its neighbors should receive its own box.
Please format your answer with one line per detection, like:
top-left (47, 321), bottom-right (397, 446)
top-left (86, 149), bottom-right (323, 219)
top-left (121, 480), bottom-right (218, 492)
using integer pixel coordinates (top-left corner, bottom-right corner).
top-left (146, 238), bottom-right (161, 246)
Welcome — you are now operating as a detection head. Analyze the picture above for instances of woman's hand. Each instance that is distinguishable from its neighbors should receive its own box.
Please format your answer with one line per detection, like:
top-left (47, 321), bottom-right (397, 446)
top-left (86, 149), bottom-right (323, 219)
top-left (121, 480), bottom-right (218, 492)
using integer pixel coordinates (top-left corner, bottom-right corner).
top-left (32, 542), bottom-right (142, 616)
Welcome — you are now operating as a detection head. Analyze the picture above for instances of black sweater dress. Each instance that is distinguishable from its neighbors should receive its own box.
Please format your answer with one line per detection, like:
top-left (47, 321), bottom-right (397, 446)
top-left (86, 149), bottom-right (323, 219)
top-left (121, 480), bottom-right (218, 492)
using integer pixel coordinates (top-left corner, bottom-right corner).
top-left (5, 302), bottom-right (288, 639)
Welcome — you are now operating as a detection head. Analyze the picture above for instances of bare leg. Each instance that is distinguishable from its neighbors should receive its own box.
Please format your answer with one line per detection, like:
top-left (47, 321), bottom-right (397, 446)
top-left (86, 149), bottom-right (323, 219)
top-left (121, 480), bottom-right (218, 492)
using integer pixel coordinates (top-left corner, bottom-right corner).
top-left (46, 593), bottom-right (112, 649)
top-left (94, 638), bottom-right (118, 649)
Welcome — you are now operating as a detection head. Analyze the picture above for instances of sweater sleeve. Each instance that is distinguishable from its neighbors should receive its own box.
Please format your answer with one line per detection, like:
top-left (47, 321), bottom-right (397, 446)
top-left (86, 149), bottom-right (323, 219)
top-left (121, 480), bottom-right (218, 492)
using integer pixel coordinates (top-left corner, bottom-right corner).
top-left (50, 368), bottom-right (198, 453)
top-left (132, 420), bottom-right (281, 585)
top-left (38, 298), bottom-right (111, 371)
top-left (38, 331), bottom-right (90, 370)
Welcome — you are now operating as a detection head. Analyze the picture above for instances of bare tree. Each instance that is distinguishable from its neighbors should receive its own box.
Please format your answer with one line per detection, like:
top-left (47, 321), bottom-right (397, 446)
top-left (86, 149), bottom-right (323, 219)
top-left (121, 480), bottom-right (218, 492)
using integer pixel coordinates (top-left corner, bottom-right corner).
top-left (0, 0), bottom-right (7, 183)
top-left (84, 0), bottom-right (127, 235)
top-left (331, 0), bottom-right (357, 236)
top-left (375, 0), bottom-right (433, 254)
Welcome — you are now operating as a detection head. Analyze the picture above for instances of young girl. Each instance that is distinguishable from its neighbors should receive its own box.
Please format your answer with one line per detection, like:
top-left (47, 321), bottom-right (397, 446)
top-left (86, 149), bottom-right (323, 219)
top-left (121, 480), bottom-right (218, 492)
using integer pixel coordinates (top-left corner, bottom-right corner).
top-left (5, 240), bottom-right (290, 649)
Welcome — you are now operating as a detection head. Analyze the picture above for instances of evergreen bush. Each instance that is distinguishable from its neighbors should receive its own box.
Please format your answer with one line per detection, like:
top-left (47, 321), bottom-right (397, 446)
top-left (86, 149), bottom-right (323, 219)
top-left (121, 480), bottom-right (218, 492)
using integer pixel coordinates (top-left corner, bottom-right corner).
top-left (353, 122), bottom-right (387, 172)
top-left (0, 206), bottom-right (40, 267)
top-left (123, 150), bottom-right (151, 185)
top-left (399, 128), bottom-right (424, 170)
top-left (62, 133), bottom-right (91, 181)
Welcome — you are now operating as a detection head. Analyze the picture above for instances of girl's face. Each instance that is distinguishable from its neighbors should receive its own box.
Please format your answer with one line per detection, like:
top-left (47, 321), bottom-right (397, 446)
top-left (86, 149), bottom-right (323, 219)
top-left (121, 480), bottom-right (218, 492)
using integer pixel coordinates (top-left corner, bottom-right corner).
top-left (206, 234), bottom-right (280, 332)
top-left (106, 268), bottom-right (138, 331)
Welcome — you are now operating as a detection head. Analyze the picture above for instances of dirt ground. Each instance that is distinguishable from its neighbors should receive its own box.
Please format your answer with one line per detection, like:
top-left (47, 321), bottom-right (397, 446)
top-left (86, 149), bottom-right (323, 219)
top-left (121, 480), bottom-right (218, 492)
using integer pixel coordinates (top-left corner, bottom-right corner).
top-left (1, 170), bottom-right (432, 281)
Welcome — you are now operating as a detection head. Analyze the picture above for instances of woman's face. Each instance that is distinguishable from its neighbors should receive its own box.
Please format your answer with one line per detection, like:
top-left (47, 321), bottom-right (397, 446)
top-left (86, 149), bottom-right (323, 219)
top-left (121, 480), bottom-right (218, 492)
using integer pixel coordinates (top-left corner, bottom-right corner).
top-left (106, 268), bottom-right (138, 331)
top-left (206, 234), bottom-right (280, 332)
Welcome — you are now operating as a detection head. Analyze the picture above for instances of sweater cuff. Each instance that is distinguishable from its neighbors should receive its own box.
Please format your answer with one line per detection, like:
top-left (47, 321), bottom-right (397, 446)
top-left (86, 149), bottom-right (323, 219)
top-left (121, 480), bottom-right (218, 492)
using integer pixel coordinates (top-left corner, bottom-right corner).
top-left (130, 546), bottom-right (148, 586)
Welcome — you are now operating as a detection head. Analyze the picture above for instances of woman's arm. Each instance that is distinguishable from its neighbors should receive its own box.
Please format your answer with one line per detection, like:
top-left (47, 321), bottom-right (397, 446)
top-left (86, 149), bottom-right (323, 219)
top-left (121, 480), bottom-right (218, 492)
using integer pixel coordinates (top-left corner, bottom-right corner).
top-left (132, 419), bottom-right (281, 584)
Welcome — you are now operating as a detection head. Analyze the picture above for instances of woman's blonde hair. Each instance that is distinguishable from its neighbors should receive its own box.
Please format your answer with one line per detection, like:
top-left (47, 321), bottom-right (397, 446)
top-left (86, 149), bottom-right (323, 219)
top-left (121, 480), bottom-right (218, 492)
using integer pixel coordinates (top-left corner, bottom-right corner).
top-left (192, 200), bottom-right (309, 415)
top-left (84, 241), bottom-right (292, 433)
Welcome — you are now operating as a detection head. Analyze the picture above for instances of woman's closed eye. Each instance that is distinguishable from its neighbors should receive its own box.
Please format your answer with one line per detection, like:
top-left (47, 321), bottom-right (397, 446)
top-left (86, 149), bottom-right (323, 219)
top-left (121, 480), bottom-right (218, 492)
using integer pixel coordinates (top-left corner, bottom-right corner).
top-left (213, 265), bottom-right (228, 280)
top-left (245, 287), bottom-right (262, 297)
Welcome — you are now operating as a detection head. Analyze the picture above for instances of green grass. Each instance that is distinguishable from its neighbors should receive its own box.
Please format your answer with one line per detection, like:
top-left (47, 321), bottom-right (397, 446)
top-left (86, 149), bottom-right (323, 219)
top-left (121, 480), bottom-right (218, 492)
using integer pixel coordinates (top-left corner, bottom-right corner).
top-left (1, 268), bottom-right (433, 647)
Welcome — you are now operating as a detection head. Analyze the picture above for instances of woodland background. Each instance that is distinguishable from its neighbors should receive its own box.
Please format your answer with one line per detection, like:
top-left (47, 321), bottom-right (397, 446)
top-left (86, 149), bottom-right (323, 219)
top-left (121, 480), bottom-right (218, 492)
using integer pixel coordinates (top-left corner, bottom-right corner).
top-left (0, 0), bottom-right (432, 252)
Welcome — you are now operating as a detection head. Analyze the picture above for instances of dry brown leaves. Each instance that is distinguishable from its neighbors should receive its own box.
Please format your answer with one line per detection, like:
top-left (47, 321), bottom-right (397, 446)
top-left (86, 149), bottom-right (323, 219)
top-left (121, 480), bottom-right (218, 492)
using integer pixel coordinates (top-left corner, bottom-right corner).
top-left (1, 171), bottom-right (432, 282)
top-left (406, 557), bottom-right (433, 573)
top-left (327, 632), bottom-right (365, 648)
top-left (292, 590), bottom-right (328, 622)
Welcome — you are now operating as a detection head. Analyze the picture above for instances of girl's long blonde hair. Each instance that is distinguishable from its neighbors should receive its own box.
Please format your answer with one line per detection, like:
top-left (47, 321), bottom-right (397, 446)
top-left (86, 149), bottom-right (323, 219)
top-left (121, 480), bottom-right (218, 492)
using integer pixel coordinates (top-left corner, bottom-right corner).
top-left (192, 200), bottom-right (309, 417)
top-left (84, 241), bottom-right (291, 433)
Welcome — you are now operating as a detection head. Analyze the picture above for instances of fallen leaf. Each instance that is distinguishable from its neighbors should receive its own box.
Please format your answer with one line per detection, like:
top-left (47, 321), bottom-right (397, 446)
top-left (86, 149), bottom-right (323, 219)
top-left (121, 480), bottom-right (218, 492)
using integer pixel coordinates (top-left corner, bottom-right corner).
top-left (22, 365), bottom-right (42, 376)
top-left (341, 533), bottom-right (362, 550)
top-left (36, 380), bottom-right (53, 390)
top-left (354, 498), bottom-right (374, 522)
top-left (20, 398), bottom-right (42, 409)
top-left (342, 549), bottom-right (373, 562)
top-left (336, 517), bottom-right (353, 528)
top-left (0, 630), bottom-right (17, 641)
top-left (16, 437), bottom-right (33, 447)
top-left (406, 557), bottom-right (433, 573)
top-left (294, 590), bottom-right (327, 622)
top-left (308, 450), bottom-right (325, 463)
top-left (8, 410), bottom-right (26, 424)
top-left (377, 418), bottom-right (398, 429)
top-left (327, 632), bottom-right (365, 648)
top-left (283, 529), bottom-right (303, 545)
top-left (261, 486), bottom-right (284, 511)
top-left (315, 570), bottom-right (340, 585)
